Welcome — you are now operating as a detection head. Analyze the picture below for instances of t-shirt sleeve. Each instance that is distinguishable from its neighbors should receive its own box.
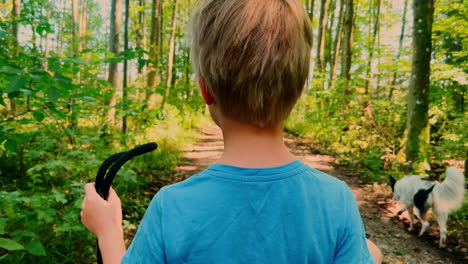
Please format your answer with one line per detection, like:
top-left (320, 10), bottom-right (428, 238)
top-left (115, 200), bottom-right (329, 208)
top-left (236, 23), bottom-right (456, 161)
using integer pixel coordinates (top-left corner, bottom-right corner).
top-left (333, 183), bottom-right (375, 264)
top-left (121, 188), bottom-right (166, 263)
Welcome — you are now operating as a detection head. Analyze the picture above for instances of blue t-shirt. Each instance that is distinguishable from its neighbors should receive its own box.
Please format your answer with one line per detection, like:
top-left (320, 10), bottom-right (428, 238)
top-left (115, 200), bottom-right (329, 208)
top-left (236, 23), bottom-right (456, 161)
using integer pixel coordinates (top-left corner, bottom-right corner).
top-left (122, 160), bottom-right (374, 263)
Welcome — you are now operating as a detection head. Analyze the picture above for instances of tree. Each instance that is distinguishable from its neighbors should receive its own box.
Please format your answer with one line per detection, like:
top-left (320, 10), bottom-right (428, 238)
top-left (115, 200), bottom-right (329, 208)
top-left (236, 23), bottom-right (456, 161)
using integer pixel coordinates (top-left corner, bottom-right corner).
top-left (405, 0), bottom-right (436, 172)
top-left (146, 0), bottom-right (161, 109)
top-left (160, 0), bottom-right (179, 111)
top-left (71, 0), bottom-right (79, 56)
top-left (388, 0), bottom-right (409, 99)
top-left (136, 0), bottom-right (147, 75)
top-left (107, 0), bottom-right (122, 123)
top-left (328, 0), bottom-right (345, 90)
top-left (340, 0), bottom-right (354, 95)
top-left (364, 0), bottom-right (381, 94)
top-left (122, 0), bottom-right (130, 133)
top-left (79, 0), bottom-right (88, 51)
top-left (9, 0), bottom-right (21, 115)
top-left (315, 0), bottom-right (330, 76)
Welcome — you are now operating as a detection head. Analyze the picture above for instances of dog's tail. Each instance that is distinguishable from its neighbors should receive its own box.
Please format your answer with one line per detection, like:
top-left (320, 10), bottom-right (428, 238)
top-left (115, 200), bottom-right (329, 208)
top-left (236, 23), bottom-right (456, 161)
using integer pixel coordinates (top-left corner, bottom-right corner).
top-left (433, 167), bottom-right (465, 214)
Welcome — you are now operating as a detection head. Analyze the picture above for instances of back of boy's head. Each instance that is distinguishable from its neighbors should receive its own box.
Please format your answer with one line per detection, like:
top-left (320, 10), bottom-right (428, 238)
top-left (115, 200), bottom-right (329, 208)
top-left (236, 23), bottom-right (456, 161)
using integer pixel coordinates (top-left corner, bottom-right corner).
top-left (191, 0), bottom-right (312, 128)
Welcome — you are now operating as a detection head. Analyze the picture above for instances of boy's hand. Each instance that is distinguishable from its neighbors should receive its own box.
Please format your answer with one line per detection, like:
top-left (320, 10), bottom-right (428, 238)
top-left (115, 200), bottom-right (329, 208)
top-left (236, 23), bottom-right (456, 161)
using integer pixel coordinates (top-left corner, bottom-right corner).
top-left (81, 183), bottom-right (123, 238)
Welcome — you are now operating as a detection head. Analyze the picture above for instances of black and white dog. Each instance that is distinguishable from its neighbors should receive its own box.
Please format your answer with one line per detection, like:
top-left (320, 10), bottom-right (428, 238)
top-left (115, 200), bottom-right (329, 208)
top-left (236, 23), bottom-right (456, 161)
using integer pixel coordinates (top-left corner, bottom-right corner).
top-left (390, 167), bottom-right (465, 248)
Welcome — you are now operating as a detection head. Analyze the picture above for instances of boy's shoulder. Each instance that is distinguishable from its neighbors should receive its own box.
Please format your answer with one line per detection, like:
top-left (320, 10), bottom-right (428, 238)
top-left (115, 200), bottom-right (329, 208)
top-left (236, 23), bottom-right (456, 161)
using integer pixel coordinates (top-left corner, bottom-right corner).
top-left (159, 161), bottom-right (349, 198)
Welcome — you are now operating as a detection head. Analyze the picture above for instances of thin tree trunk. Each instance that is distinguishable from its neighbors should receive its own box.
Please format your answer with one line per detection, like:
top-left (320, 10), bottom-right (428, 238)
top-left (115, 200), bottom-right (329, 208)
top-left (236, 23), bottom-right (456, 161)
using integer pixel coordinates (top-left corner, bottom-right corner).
top-left (364, 0), bottom-right (381, 94)
top-left (329, 0), bottom-right (345, 90)
top-left (43, 0), bottom-right (51, 59)
top-left (324, 0), bottom-right (336, 72)
top-left (58, 1), bottom-right (66, 54)
top-left (146, 0), bottom-right (161, 109)
top-left (71, 0), bottom-right (79, 56)
top-left (340, 0), bottom-right (354, 95)
top-left (107, 0), bottom-right (122, 124)
top-left (405, 0), bottom-right (435, 172)
top-left (315, 0), bottom-right (330, 76)
top-left (389, 0), bottom-right (408, 99)
top-left (122, 0), bottom-right (130, 133)
top-left (160, 0), bottom-right (179, 111)
top-left (79, 0), bottom-right (88, 51)
top-left (10, 0), bottom-right (21, 115)
top-left (136, 0), bottom-right (147, 75)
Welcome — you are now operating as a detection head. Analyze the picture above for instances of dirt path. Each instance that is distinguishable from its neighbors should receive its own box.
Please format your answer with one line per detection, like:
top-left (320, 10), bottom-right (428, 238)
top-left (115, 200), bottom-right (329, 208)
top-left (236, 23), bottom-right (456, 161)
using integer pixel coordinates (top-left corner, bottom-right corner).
top-left (169, 125), bottom-right (465, 264)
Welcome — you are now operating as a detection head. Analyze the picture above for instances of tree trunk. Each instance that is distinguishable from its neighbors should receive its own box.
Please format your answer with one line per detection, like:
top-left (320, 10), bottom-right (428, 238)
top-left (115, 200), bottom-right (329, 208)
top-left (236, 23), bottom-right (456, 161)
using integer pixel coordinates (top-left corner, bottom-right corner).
top-left (146, 0), bottom-right (161, 109)
top-left (136, 0), bottom-right (147, 75)
top-left (324, 0), bottom-right (336, 72)
top-left (389, 0), bottom-right (408, 99)
top-left (340, 0), bottom-right (354, 95)
top-left (315, 0), bottom-right (330, 75)
top-left (107, 0), bottom-right (122, 124)
top-left (10, 0), bottom-right (21, 115)
top-left (43, 0), bottom-right (51, 58)
top-left (58, 0), bottom-right (66, 54)
top-left (79, 0), bottom-right (88, 51)
top-left (405, 0), bottom-right (435, 172)
top-left (71, 0), bottom-right (79, 56)
top-left (122, 0), bottom-right (130, 134)
top-left (364, 0), bottom-right (381, 94)
top-left (160, 0), bottom-right (179, 111)
top-left (329, 0), bottom-right (345, 90)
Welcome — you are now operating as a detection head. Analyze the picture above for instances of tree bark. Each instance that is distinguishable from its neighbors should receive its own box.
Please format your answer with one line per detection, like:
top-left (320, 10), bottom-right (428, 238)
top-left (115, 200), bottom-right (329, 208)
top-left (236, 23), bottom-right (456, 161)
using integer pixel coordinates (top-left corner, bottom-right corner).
top-left (136, 0), bottom-right (147, 75)
top-left (146, 0), bottom-right (161, 109)
top-left (389, 0), bottom-right (408, 99)
top-left (10, 0), bottom-right (21, 114)
top-left (364, 0), bottom-right (381, 94)
top-left (341, 0), bottom-right (354, 95)
top-left (329, 0), bottom-right (345, 90)
top-left (122, 0), bottom-right (130, 133)
top-left (79, 0), bottom-right (88, 51)
top-left (316, 0), bottom-right (330, 75)
top-left (160, 0), bottom-right (179, 111)
top-left (405, 0), bottom-right (435, 172)
top-left (71, 0), bottom-right (79, 56)
top-left (107, 0), bottom-right (122, 124)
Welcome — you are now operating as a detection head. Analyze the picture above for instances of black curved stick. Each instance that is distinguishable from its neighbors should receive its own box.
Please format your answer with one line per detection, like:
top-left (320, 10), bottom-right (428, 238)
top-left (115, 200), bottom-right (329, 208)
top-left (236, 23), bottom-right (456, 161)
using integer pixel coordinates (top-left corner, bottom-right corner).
top-left (94, 142), bottom-right (157, 264)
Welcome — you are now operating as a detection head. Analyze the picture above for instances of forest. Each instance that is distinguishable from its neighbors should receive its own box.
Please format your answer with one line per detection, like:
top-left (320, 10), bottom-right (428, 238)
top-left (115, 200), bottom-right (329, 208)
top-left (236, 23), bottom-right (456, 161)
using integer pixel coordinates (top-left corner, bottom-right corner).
top-left (0, 0), bottom-right (466, 263)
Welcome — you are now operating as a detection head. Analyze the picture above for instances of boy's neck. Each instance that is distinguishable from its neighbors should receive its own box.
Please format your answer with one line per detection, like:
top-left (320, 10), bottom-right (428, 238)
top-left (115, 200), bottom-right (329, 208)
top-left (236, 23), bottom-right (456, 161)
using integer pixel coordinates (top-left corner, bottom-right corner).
top-left (217, 119), bottom-right (295, 168)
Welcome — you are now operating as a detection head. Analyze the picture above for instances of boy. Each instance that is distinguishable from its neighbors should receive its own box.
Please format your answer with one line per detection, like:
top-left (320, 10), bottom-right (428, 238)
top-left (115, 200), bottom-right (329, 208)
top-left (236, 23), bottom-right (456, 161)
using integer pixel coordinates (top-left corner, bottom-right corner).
top-left (81, 0), bottom-right (383, 263)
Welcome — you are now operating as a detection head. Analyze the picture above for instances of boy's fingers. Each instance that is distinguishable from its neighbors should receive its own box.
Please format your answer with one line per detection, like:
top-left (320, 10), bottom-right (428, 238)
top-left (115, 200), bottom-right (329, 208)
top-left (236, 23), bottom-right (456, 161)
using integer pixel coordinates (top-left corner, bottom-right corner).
top-left (85, 182), bottom-right (96, 194)
top-left (84, 183), bottom-right (103, 200)
top-left (108, 187), bottom-right (121, 205)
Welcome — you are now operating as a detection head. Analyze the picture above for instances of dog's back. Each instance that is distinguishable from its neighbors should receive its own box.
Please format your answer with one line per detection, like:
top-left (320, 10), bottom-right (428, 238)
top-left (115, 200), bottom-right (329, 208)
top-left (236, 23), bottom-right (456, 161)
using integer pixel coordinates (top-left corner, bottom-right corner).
top-left (393, 175), bottom-right (433, 207)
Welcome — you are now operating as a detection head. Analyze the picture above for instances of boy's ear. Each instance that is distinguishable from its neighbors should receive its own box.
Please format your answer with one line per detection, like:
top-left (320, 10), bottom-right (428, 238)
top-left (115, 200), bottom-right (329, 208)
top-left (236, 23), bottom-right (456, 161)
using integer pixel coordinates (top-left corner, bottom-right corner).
top-left (389, 176), bottom-right (396, 192)
top-left (199, 79), bottom-right (214, 105)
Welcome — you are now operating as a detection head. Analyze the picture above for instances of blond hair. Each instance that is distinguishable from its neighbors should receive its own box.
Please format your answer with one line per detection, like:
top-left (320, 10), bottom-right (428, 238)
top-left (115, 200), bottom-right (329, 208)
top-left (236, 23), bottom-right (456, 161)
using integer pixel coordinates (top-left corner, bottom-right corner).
top-left (191, 0), bottom-right (312, 127)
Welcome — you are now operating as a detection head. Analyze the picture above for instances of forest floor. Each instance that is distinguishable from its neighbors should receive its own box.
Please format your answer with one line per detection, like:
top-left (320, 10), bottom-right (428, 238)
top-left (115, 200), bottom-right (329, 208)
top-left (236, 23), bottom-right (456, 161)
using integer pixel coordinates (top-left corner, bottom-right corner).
top-left (162, 124), bottom-right (467, 264)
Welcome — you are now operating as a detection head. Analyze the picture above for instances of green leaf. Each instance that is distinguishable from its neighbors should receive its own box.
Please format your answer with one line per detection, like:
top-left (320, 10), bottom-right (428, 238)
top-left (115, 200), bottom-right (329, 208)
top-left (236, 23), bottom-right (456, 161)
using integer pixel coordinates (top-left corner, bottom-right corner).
top-left (0, 65), bottom-right (21, 74)
top-left (32, 110), bottom-right (45, 122)
top-left (0, 238), bottom-right (24, 251)
top-left (5, 75), bottom-right (27, 93)
top-left (395, 249), bottom-right (405, 255)
top-left (64, 58), bottom-right (87, 65)
top-left (48, 86), bottom-right (60, 101)
top-left (25, 240), bottom-right (46, 256)
top-left (4, 139), bottom-right (17, 152)
top-left (0, 218), bottom-right (6, 235)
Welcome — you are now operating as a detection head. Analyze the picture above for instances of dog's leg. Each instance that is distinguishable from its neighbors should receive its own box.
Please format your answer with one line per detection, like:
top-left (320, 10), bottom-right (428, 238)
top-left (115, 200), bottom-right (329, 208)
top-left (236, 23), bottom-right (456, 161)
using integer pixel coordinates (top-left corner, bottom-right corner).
top-left (418, 211), bottom-right (430, 236)
top-left (435, 212), bottom-right (448, 248)
top-left (407, 205), bottom-right (415, 231)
